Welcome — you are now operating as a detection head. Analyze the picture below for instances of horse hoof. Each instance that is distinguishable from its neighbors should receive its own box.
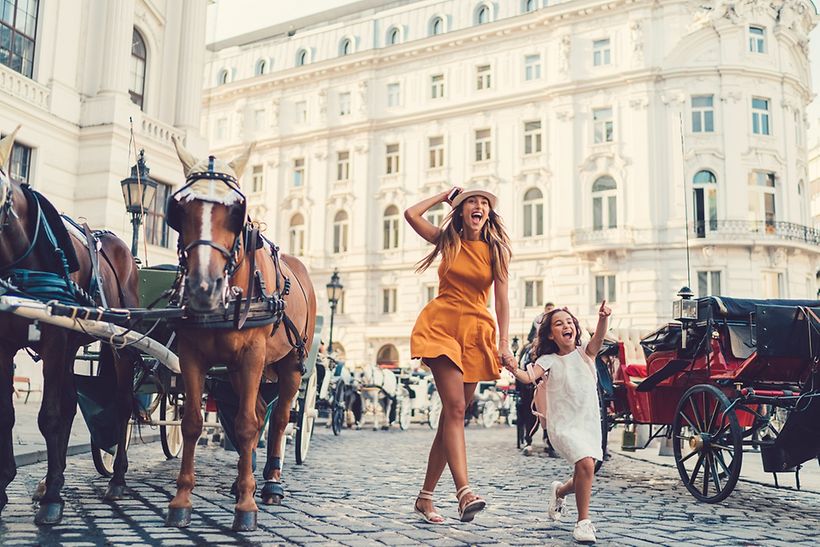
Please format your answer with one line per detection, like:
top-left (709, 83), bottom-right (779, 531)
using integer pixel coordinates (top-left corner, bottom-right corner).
top-left (31, 479), bottom-right (46, 502)
top-left (232, 510), bottom-right (258, 531)
top-left (165, 506), bottom-right (192, 528)
top-left (260, 481), bottom-right (284, 505)
top-left (34, 502), bottom-right (64, 525)
top-left (104, 484), bottom-right (126, 501)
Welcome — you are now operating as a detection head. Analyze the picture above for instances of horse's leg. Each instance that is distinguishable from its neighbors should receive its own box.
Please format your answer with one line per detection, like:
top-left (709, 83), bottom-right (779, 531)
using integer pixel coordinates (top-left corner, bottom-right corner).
top-left (261, 352), bottom-right (302, 505)
top-left (167, 345), bottom-right (206, 528)
top-left (104, 347), bottom-right (138, 501)
top-left (0, 348), bottom-right (16, 516)
top-left (229, 343), bottom-right (265, 531)
top-left (35, 338), bottom-right (80, 525)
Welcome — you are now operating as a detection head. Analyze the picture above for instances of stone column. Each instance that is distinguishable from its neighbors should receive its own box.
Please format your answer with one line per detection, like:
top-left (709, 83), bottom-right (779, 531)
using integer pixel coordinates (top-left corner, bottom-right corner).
top-left (98, 0), bottom-right (135, 95)
top-left (174, 0), bottom-right (207, 130)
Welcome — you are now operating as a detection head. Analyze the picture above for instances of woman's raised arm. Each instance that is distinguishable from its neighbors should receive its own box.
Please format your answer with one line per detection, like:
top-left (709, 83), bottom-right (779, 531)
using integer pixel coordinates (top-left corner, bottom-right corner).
top-left (404, 189), bottom-right (454, 244)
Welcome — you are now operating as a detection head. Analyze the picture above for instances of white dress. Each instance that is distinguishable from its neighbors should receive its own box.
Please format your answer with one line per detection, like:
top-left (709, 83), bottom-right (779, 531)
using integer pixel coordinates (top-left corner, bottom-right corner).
top-left (533, 343), bottom-right (603, 465)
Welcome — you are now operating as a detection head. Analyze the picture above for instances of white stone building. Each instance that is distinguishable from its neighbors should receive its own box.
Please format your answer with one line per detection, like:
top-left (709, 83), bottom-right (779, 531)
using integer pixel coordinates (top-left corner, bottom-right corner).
top-left (203, 0), bottom-right (820, 367)
top-left (1, 0), bottom-right (208, 384)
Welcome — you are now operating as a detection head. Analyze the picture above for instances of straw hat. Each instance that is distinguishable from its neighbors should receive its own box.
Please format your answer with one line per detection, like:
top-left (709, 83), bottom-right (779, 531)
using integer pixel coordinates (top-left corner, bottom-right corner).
top-left (451, 187), bottom-right (497, 209)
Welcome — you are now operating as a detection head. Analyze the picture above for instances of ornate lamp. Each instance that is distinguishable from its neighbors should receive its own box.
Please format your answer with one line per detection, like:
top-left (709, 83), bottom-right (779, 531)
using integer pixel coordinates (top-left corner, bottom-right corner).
top-left (325, 269), bottom-right (343, 353)
top-left (120, 149), bottom-right (158, 257)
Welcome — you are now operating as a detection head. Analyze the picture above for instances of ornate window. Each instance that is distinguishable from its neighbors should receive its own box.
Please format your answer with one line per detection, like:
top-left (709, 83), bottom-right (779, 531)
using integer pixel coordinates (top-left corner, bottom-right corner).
top-left (592, 176), bottom-right (617, 230)
top-left (749, 26), bottom-right (766, 53)
top-left (296, 49), bottom-right (308, 66)
top-left (523, 188), bottom-right (544, 237)
top-left (333, 210), bottom-right (349, 254)
top-left (524, 54), bottom-right (541, 81)
top-left (387, 83), bottom-right (401, 107)
top-left (129, 28), bottom-right (147, 109)
top-left (431, 74), bottom-right (444, 99)
top-left (250, 165), bottom-right (264, 194)
top-left (425, 203), bottom-right (445, 227)
top-left (748, 171), bottom-right (776, 229)
top-left (524, 280), bottom-right (543, 308)
top-left (385, 144), bottom-right (400, 174)
top-left (693, 170), bottom-right (717, 237)
top-left (336, 150), bottom-right (350, 181)
top-left (428, 136), bottom-right (444, 169)
top-left (0, 0), bottom-right (39, 77)
top-left (475, 129), bottom-right (491, 162)
top-left (288, 214), bottom-right (305, 255)
top-left (387, 27), bottom-right (401, 45)
top-left (217, 69), bottom-right (229, 85)
top-left (593, 107), bottom-right (614, 143)
top-left (430, 16), bottom-right (444, 36)
top-left (595, 275), bottom-right (616, 303)
top-left (339, 92), bottom-right (351, 116)
top-left (475, 4), bottom-right (491, 25)
top-left (524, 121), bottom-right (542, 155)
top-left (752, 97), bottom-right (770, 135)
top-left (377, 343), bottom-right (399, 365)
top-left (593, 38), bottom-right (611, 66)
top-left (691, 95), bottom-right (714, 133)
top-left (255, 59), bottom-right (267, 76)
top-left (383, 205), bottom-right (400, 250)
top-left (145, 181), bottom-right (171, 248)
top-left (7, 141), bottom-right (31, 184)
top-left (476, 64), bottom-right (491, 90)
top-left (292, 157), bottom-right (304, 187)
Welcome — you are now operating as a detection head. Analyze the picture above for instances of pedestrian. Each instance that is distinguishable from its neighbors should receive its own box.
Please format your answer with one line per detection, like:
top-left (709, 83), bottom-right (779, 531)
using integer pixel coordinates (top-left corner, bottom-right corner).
top-left (527, 302), bottom-right (555, 343)
top-left (405, 186), bottom-right (514, 524)
top-left (504, 301), bottom-right (611, 544)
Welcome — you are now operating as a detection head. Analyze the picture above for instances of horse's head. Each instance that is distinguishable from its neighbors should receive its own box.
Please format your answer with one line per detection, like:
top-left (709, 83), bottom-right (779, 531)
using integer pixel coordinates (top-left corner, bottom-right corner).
top-left (0, 125), bottom-right (21, 233)
top-left (169, 136), bottom-right (253, 313)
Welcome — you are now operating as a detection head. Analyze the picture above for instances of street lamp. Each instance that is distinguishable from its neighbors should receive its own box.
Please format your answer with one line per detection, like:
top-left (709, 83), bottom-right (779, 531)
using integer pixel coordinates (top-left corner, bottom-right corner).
top-left (511, 336), bottom-right (520, 357)
top-left (120, 149), bottom-right (158, 258)
top-left (325, 269), bottom-right (343, 354)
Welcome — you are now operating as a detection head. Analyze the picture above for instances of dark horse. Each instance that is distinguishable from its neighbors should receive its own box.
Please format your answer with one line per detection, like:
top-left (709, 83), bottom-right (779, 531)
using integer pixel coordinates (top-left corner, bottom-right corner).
top-left (0, 127), bottom-right (140, 524)
top-left (165, 137), bottom-right (316, 531)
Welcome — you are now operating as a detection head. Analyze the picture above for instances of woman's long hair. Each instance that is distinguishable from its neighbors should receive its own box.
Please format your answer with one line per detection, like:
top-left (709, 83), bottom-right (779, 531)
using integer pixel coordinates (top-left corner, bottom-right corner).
top-left (534, 308), bottom-right (582, 358)
top-left (415, 202), bottom-right (512, 281)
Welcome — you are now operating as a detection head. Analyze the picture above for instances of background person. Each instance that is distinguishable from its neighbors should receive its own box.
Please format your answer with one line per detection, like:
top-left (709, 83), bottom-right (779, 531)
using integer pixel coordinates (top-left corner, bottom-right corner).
top-left (405, 186), bottom-right (514, 524)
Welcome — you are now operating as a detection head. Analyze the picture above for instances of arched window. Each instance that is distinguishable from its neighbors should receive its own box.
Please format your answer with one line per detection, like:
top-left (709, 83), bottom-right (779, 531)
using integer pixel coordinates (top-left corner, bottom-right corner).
top-left (523, 0), bottom-right (537, 12)
top-left (129, 28), bottom-right (147, 109)
top-left (296, 49), bottom-right (308, 67)
top-left (383, 205), bottom-right (400, 250)
top-left (475, 4), bottom-right (491, 25)
top-left (255, 59), bottom-right (267, 76)
top-left (425, 203), bottom-right (445, 227)
top-left (430, 16), bottom-right (444, 36)
top-left (339, 38), bottom-right (352, 56)
top-left (387, 27), bottom-right (401, 45)
top-left (592, 176), bottom-right (617, 230)
top-left (217, 69), bottom-right (229, 85)
top-left (693, 170), bottom-right (717, 237)
top-left (333, 210), bottom-right (349, 254)
top-left (288, 213), bottom-right (305, 255)
top-left (377, 344), bottom-right (400, 368)
top-left (523, 187), bottom-right (544, 237)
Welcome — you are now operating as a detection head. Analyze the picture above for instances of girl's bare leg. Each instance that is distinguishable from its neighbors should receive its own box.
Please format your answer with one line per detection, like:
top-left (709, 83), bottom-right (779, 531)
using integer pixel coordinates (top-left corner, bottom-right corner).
top-left (557, 457), bottom-right (594, 521)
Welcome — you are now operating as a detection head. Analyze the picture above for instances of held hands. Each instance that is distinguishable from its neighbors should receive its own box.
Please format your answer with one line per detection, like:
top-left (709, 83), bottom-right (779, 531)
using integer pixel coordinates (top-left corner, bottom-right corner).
top-left (499, 342), bottom-right (515, 373)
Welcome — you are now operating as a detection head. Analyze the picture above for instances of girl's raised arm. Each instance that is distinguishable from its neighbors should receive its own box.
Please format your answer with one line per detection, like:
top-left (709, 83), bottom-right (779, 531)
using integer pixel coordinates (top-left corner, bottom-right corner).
top-left (585, 300), bottom-right (612, 359)
top-left (404, 189), bottom-right (455, 244)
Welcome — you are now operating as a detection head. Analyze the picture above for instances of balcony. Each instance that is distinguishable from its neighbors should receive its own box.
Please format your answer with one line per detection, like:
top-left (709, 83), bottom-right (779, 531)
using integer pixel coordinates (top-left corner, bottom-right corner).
top-left (0, 64), bottom-right (50, 110)
top-left (571, 227), bottom-right (636, 250)
top-left (138, 113), bottom-right (185, 147)
top-left (691, 220), bottom-right (820, 247)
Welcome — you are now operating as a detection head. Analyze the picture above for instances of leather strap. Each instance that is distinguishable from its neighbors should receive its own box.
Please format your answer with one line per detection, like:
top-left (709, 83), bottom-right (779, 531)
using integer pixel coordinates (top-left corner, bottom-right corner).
top-left (236, 227), bottom-right (258, 329)
top-left (82, 223), bottom-right (107, 309)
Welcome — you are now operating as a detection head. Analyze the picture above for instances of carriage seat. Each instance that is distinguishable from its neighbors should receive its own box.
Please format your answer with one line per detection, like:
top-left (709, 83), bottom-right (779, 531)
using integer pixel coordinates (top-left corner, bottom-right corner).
top-left (613, 328), bottom-right (650, 381)
top-left (725, 324), bottom-right (755, 360)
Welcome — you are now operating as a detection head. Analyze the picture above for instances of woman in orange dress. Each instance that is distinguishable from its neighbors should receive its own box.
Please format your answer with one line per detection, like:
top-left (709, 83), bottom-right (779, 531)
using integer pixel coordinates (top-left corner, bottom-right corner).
top-left (405, 186), bottom-right (514, 524)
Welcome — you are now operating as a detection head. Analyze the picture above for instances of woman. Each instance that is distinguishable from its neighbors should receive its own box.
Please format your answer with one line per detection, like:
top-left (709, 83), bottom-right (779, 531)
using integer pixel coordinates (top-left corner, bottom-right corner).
top-left (405, 186), bottom-right (514, 523)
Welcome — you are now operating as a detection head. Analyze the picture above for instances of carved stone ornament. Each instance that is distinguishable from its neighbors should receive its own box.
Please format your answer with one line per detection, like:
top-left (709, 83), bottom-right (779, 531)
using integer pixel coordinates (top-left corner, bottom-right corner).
top-left (701, 245), bottom-right (715, 264)
top-left (559, 35), bottom-right (571, 74)
top-left (768, 246), bottom-right (786, 268)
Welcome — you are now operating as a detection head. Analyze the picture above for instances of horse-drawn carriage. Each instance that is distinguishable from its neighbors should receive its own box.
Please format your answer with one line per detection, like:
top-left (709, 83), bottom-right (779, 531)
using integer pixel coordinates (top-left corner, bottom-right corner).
top-left (0, 130), bottom-right (323, 531)
top-left (598, 290), bottom-right (820, 502)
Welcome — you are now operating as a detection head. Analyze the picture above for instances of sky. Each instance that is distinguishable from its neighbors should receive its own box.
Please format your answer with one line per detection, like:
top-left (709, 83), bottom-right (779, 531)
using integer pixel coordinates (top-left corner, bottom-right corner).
top-left (207, 0), bottom-right (820, 124)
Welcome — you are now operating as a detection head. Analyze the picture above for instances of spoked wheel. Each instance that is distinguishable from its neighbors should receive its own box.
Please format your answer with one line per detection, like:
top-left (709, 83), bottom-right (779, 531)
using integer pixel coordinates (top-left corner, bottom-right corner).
top-left (672, 384), bottom-right (743, 503)
top-left (398, 394), bottom-right (412, 431)
top-left (481, 400), bottom-right (500, 428)
top-left (160, 394), bottom-right (184, 459)
top-left (506, 399), bottom-right (517, 427)
top-left (295, 369), bottom-right (318, 465)
top-left (92, 421), bottom-right (133, 477)
top-left (331, 383), bottom-right (345, 436)
top-left (428, 391), bottom-right (442, 430)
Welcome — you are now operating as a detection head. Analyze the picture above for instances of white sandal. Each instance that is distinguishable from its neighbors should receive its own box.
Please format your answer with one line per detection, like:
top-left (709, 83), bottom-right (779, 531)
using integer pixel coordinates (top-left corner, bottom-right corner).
top-left (455, 485), bottom-right (486, 523)
top-left (414, 489), bottom-right (445, 524)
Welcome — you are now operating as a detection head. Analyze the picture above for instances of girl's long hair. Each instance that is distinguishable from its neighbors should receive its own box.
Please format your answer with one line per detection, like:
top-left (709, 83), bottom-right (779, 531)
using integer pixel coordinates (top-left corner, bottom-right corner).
top-left (415, 202), bottom-right (511, 281)
top-left (534, 308), bottom-right (582, 357)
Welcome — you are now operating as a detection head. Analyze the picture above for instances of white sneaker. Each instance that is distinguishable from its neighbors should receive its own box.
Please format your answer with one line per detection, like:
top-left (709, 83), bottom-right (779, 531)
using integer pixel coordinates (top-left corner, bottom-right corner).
top-left (547, 481), bottom-right (564, 521)
top-left (573, 519), bottom-right (597, 544)
top-left (522, 445), bottom-right (533, 456)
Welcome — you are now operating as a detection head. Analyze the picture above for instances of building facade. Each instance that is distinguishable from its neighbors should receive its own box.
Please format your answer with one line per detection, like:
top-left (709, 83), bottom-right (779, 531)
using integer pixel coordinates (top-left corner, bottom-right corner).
top-left (203, 0), bottom-right (819, 367)
top-left (1, 0), bottom-right (208, 383)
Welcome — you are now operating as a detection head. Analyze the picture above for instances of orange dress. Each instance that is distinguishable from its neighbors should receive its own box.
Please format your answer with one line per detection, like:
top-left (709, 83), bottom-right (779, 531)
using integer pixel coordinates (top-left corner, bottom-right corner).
top-left (411, 239), bottom-right (501, 382)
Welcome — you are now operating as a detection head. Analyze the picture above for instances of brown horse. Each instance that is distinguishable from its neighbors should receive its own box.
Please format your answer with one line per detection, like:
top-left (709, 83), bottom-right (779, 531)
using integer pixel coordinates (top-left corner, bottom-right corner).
top-left (165, 137), bottom-right (316, 531)
top-left (0, 127), bottom-right (141, 524)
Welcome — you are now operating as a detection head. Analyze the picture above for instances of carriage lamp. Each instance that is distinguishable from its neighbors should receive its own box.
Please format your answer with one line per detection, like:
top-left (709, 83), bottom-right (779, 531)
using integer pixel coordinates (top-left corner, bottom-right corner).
top-left (672, 286), bottom-right (697, 322)
top-left (120, 149), bottom-right (158, 257)
top-left (511, 336), bottom-right (520, 357)
top-left (326, 269), bottom-right (343, 354)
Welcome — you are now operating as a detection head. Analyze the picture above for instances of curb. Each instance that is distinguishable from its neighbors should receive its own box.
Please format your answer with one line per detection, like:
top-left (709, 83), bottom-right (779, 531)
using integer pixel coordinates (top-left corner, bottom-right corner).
top-left (15, 433), bottom-right (162, 468)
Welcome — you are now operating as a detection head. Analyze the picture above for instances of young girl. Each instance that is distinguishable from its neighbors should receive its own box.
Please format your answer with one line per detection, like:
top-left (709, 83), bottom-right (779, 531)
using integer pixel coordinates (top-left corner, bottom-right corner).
top-left (504, 301), bottom-right (611, 544)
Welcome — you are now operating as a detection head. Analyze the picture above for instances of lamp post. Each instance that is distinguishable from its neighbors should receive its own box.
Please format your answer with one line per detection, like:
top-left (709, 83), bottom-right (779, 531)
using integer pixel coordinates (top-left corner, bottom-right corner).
top-left (120, 149), bottom-right (158, 258)
top-left (325, 269), bottom-right (343, 354)
top-left (511, 336), bottom-right (520, 357)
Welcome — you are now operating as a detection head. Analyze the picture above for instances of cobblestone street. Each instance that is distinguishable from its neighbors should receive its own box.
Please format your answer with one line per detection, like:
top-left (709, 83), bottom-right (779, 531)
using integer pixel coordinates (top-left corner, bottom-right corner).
top-left (2, 424), bottom-right (819, 546)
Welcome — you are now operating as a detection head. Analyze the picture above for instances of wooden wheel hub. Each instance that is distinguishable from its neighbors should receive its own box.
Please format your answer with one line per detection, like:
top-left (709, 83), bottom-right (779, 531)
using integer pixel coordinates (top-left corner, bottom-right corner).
top-left (689, 435), bottom-right (704, 451)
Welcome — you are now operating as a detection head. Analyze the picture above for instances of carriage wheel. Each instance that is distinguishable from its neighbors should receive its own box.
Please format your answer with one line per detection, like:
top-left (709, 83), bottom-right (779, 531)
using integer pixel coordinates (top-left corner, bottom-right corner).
top-left (160, 394), bottom-right (184, 459)
top-left (295, 370), bottom-right (318, 465)
top-left (92, 421), bottom-right (133, 477)
top-left (506, 399), bottom-right (517, 427)
top-left (398, 393), bottom-right (412, 431)
top-left (672, 384), bottom-right (743, 503)
top-left (481, 400), bottom-right (500, 428)
top-left (428, 391), bottom-right (442, 430)
top-left (331, 382), bottom-right (345, 436)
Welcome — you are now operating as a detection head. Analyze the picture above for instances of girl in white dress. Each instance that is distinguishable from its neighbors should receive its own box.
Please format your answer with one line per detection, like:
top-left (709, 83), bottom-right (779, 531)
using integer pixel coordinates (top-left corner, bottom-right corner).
top-left (505, 302), bottom-right (611, 544)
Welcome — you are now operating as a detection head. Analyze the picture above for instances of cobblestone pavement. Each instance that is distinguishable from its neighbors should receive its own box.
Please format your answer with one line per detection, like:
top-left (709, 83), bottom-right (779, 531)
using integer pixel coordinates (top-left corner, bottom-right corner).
top-left (2, 424), bottom-right (819, 546)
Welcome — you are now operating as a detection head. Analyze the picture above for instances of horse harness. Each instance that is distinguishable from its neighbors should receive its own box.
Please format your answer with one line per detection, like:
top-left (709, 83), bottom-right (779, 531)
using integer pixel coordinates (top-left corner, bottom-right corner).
top-left (166, 158), bottom-right (309, 363)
